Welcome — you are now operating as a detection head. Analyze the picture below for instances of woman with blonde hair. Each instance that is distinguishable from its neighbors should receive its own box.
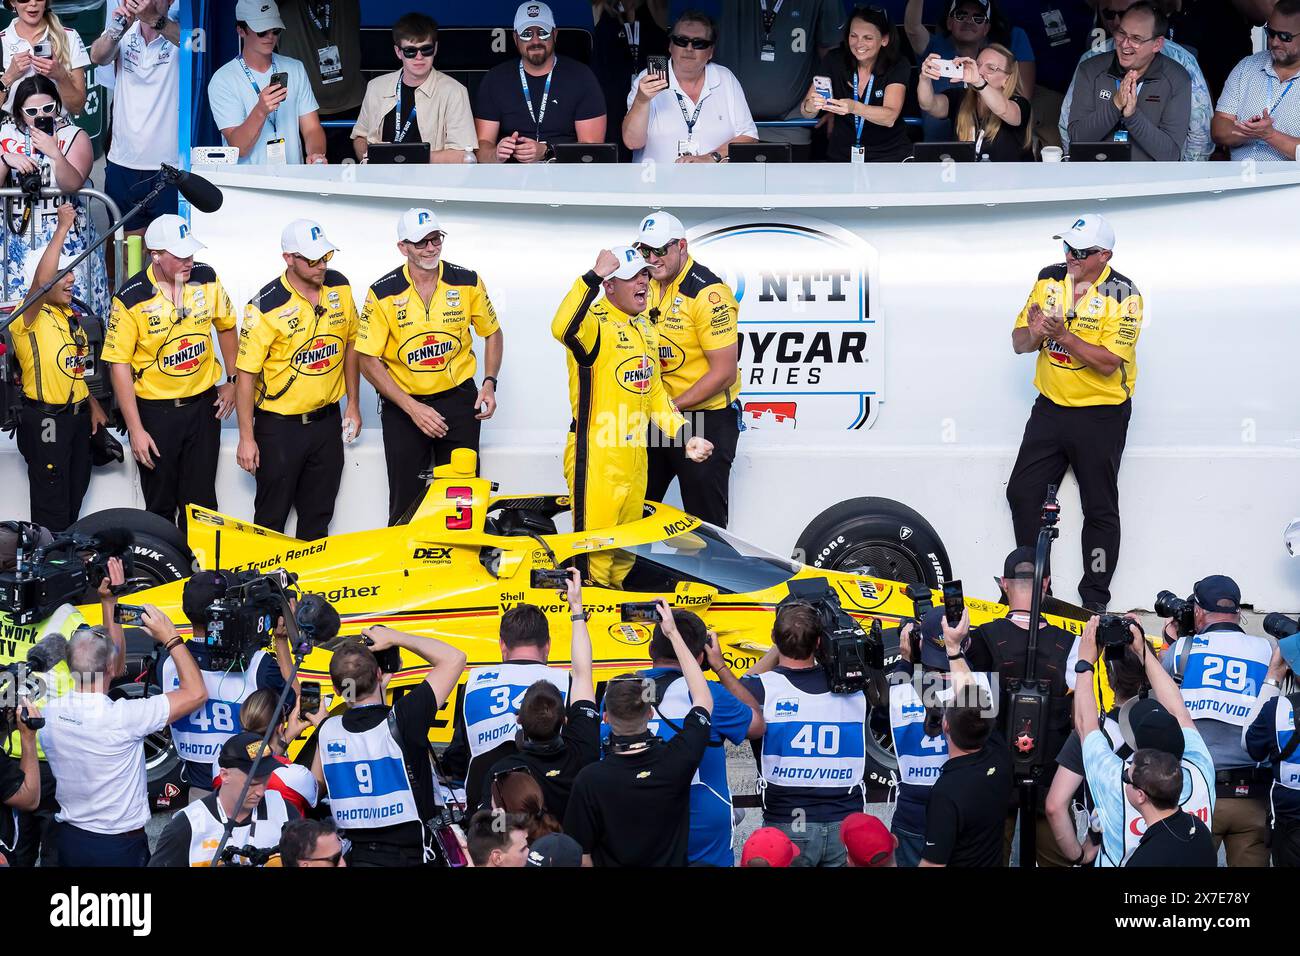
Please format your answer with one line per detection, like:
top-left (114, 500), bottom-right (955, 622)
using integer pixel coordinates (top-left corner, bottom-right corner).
top-left (0, 0), bottom-right (89, 115)
top-left (917, 44), bottom-right (1032, 161)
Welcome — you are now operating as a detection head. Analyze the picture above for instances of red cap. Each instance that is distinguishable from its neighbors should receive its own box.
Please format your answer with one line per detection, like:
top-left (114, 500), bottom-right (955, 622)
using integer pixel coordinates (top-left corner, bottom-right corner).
top-left (841, 813), bottom-right (894, 867)
top-left (741, 827), bottom-right (801, 867)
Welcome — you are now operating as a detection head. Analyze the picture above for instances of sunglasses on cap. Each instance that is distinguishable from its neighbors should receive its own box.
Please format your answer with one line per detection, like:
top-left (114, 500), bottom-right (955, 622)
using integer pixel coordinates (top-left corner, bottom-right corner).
top-left (293, 250), bottom-right (334, 267)
top-left (405, 231), bottom-right (445, 248)
top-left (21, 102), bottom-right (56, 117)
top-left (302, 836), bottom-right (351, 865)
top-left (1064, 244), bottom-right (1102, 261)
top-left (519, 27), bottom-right (552, 41)
top-left (635, 240), bottom-right (678, 258)
top-left (670, 33), bottom-right (714, 49)
top-left (1266, 26), bottom-right (1298, 43)
top-left (400, 42), bottom-right (436, 58)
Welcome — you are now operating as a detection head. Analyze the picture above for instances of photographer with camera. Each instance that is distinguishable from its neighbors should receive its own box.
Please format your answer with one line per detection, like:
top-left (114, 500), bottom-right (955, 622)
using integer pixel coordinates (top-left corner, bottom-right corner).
top-left (967, 545), bottom-right (1077, 866)
top-left (564, 598), bottom-right (712, 867)
top-left (1159, 575), bottom-right (1272, 866)
top-left (40, 603), bottom-right (206, 866)
top-left (1075, 615), bottom-right (1214, 866)
top-left (150, 731), bottom-right (299, 866)
top-left (1242, 637), bottom-right (1300, 866)
top-left (160, 570), bottom-right (296, 804)
top-left (0, 679), bottom-right (41, 866)
top-left (479, 569), bottom-right (599, 820)
top-left (739, 603), bottom-right (869, 867)
top-left (444, 600), bottom-right (569, 813)
top-left (313, 624), bottom-right (466, 866)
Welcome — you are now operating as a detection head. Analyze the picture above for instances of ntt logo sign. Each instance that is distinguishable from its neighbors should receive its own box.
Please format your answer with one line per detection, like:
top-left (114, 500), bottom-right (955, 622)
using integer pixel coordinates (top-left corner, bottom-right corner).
top-left (689, 215), bottom-right (883, 430)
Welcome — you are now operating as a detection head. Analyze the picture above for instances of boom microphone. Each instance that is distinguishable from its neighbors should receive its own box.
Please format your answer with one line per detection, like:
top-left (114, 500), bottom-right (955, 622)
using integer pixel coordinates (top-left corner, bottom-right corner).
top-left (27, 631), bottom-right (68, 673)
top-left (160, 163), bottom-right (224, 214)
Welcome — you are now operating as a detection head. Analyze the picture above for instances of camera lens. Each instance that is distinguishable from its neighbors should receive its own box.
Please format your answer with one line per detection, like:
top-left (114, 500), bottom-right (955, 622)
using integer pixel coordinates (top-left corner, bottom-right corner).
top-left (1263, 612), bottom-right (1300, 641)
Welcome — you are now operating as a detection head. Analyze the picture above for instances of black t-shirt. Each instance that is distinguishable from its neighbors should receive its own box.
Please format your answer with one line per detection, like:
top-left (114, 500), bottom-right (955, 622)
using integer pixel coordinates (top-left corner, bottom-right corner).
top-left (922, 743), bottom-right (1014, 867)
top-left (478, 700), bottom-right (602, 820)
top-left (380, 81), bottom-right (427, 144)
top-left (332, 682), bottom-right (443, 850)
top-left (1168, 0), bottom-right (1253, 102)
top-left (940, 89), bottom-right (1032, 162)
top-left (563, 705), bottom-right (711, 866)
top-left (823, 54), bottom-right (912, 163)
top-left (591, 5), bottom-right (669, 154)
top-left (1125, 809), bottom-right (1216, 867)
top-left (0, 754), bottom-right (23, 853)
top-left (473, 55), bottom-right (606, 150)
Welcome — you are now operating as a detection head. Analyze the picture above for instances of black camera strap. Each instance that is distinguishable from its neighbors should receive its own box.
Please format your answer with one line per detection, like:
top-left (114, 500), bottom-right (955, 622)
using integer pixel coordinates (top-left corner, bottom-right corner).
top-left (648, 671), bottom-right (723, 749)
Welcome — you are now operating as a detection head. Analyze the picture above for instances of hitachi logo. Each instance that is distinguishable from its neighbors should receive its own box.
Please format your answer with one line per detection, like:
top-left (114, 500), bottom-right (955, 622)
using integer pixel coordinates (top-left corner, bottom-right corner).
top-left (406, 340), bottom-right (453, 364)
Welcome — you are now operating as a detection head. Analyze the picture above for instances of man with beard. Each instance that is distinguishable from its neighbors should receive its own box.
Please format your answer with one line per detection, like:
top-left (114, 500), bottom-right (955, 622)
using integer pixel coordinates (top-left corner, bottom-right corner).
top-left (1212, 0), bottom-right (1300, 161)
top-left (474, 2), bottom-right (606, 162)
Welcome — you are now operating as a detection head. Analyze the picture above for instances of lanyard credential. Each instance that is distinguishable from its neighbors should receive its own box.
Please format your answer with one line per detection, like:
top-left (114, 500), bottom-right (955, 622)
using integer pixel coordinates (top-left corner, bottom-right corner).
top-left (758, 0), bottom-right (785, 39)
top-left (519, 59), bottom-right (554, 141)
top-left (851, 71), bottom-right (875, 144)
top-left (1268, 73), bottom-right (1297, 114)
top-left (240, 55), bottom-right (277, 137)
top-left (675, 90), bottom-right (705, 138)
top-left (305, 1), bottom-right (331, 33)
top-left (393, 74), bottom-right (418, 143)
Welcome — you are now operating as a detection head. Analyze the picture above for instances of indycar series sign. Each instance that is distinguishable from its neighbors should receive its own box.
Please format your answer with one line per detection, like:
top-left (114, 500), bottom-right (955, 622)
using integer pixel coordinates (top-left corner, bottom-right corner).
top-left (689, 215), bottom-right (882, 430)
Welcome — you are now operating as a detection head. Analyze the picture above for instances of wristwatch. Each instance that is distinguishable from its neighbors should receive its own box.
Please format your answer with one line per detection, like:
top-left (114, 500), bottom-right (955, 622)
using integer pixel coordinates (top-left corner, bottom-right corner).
top-left (1075, 660), bottom-right (1095, 674)
top-left (483, 375), bottom-right (498, 389)
top-left (709, 151), bottom-right (723, 163)
top-left (947, 651), bottom-right (964, 661)
top-left (570, 610), bottom-right (587, 622)
top-left (972, 80), bottom-right (989, 91)
top-left (226, 374), bottom-right (237, 384)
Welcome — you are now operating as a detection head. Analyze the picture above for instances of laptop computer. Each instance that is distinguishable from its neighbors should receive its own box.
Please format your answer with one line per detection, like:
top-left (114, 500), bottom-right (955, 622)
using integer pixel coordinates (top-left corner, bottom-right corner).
top-left (367, 142), bottom-right (431, 165)
top-left (552, 143), bottom-right (618, 164)
top-left (729, 143), bottom-right (792, 163)
top-left (1068, 141), bottom-right (1132, 162)
top-left (911, 141), bottom-right (978, 163)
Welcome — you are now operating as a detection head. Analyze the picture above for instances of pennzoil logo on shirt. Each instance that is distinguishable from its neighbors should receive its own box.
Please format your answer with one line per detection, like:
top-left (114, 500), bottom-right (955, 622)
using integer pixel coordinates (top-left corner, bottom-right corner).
top-left (57, 343), bottom-right (87, 378)
top-left (616, 355), bottom-right (654, 393)
top-left (656, 339), bottom-right (685, 375)
top-left (292, 335), bottom-right (345, 375)
top-left (159, 336), bottom-right (208, 376)
top-left (401, 330), bottom-right (461, 371)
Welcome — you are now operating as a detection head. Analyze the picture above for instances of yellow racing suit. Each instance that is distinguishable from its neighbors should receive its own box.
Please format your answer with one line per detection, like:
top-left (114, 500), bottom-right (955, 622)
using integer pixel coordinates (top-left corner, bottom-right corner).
top-left (551, 272), bottom-right (687, 587)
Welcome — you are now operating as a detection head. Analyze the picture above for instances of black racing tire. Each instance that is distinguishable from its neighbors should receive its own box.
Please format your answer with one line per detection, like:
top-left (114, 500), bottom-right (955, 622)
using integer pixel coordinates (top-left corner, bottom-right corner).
top-left (793, 497), bottom-right (952, 589)
top-left (794, 498), bottom-right (953, 798)
top-left (69, 507), bottom-right (194, 588)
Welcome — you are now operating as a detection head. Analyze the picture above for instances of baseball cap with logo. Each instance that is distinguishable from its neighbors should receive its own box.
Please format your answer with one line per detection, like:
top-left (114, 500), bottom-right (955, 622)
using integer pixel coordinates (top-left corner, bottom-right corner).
top-left (144, 214), bottom-right (205, 258)
top-left (218, 732), bottom-right (279, 780)
top-left (1118, 698), bottom-right (1185, 759)
top-left (841, 812), bottom-right (895, 866)
top-left (607, 245), bottom-right (650, 281)
top-left (236, 0), bottom-right (285, 32)
top-left (525, 832), bottom-right (583, 867)
top-left (1053, 214), bottom-right (1116, 251)
top-left (917, 606), bottom-right (968, 672)
top-left (636, 212), bottom-right (686, 248)
top-left (282, 219), bottom-right (337, 260)
top-left (741, 827), bottom-right (800, 867)
top-left (1192, 574), bottom-right (1241, 615)
top-left (514, 1), bottom-right (556, 35)
top-left (21, 244), bottom-right (76, 294)
top-left (397, 207), bottom-right (444, 244)
top-left (950, 0), bottom-right (990, 12)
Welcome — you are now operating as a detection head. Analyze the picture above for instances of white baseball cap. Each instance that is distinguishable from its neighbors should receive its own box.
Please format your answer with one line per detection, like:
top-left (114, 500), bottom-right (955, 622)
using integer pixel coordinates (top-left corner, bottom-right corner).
top-left (514, 1), bottom-right (556, 35)
top-left (636, 212), bottom-right (686, 248)
top-left (21, 244), bottom-right (75, 294)
top-left (1054, 213), bottom-right (1115, 251)
top-left (235, 0), bottom-right (285, 32)
top-left (608, 245), bottom-right (650, 281)
top-left (281, 219), bottom-right (337, 259)
top-left (397, 208), bottom-right (445, 244)
top-left (144, 214), bottom-right (205, 258)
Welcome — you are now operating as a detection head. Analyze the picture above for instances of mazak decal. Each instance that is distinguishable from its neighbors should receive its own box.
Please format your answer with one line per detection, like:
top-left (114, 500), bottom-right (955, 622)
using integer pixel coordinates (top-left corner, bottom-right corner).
top-left (401, 330), bottom-right (461, 372)
top-left (689, 215), bottom-right (882, 429)
top-left (293, 334), bottom-right (344, 375)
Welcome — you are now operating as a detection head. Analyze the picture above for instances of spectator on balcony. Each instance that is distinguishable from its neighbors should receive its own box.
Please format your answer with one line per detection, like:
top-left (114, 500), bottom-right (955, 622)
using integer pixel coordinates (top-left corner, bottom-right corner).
top-left (592, 0), bottom-right (669, 160)
top-left (1212, 0), bottom-right (1300, 163)
top-left (475, 2), bottom-right (607, 163)
top-left (207, 0), bottom-right (327, 165)
top-left (276, 0), bottom-right (364, 163)
top-left (917, 46), bottom-right (1032, 160)
top-left (999, 0), bottom-right (1093, 148)
top-left (0, 0), bottom-right (90, 115)
top-left (622, 10), bottom-right (757, 165)
top-left (351, 13), bottom-right (476, 164)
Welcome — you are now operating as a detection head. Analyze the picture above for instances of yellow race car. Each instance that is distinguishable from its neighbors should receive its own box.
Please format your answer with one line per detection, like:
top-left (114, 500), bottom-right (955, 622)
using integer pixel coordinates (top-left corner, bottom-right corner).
top-left (76, 449), bottom-right (1121, 798)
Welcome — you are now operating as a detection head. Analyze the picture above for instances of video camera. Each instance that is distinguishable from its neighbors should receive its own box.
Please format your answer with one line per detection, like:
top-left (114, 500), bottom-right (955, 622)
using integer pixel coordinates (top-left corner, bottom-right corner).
top-left (218, 843), bottom-right (281, 867)
top-left (780, 578), bottom-right (883, 695)
top-left (199, 569), bottom-right (300, 670)
top-left (0, 524), bottom-right (134, 625)
top-left (0, 663), bottom-right (45, 741)
top-left (1154, 590), bottom-right (1196, 638)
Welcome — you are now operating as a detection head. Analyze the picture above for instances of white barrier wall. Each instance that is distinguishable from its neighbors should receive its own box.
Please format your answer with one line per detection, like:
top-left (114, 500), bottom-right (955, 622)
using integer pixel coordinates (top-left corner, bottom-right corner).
top-left (5, 162), bottom-right (1300, 610)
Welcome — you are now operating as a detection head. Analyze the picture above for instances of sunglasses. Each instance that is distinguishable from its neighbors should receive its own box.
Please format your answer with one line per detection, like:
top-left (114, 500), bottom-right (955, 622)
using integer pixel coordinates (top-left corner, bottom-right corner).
top-left (406, 232), bottom-right (445, 248)
top-left (302, 837), bottom-right (351, 865)
top-left (1265, 26), bottom-right (1298, 43)
top-left (669, 33), bottom-right (714, 50)
top-left (1064, 244), bottom-right (1102, 261)
top-left (952, 13), bottom-right (989, 24)
top-left (519, 27), bottom-right (552, 41)
top-left (253, 27), bottom-right (283, 38)
top-left (400, 43), bottom-right (436, 59)
top-left (635, 240), bottom-right (678, 258)
top-left (293, 250), bottom-right (334, 267)
top-left (21, 102), bottom-right (56, 117)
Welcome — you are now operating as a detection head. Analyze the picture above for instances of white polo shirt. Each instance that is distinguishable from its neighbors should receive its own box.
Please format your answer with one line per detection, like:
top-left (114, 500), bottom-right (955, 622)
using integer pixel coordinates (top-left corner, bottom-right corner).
top-left (0, 24), bottom-right (90, 112)
top-left (626, 61), bottom-right (758, 166)
top-left (39, 689), bottom-right (170, 834)
top-left (1216, 52), bottom-right (1300, 162)
top-left (104, 0), bottom-right (179, 169)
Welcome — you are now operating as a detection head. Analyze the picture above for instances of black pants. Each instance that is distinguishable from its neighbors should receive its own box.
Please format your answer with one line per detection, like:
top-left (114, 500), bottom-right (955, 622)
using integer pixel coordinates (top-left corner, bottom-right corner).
top-left (380, 380), bottom-right (481, 525)
top-left (1274, 815), bottom-right (1300, 867)
top-left (253, 404), bottom-right (343, 540)
top-left (53, 822), bottom-right (150, 867)
top-left (16, 401), bottom-right (91, 532)
top-left (11, 761), bottom-right (58, 866)
top-left (646, 404), bottom-right (741, 527)
top-left (1006, 395), bottom-right (1131, 608)
top-left (346, 839), bottom-right (426, 867)
top-left (136, 388), bottom-right (220, 533)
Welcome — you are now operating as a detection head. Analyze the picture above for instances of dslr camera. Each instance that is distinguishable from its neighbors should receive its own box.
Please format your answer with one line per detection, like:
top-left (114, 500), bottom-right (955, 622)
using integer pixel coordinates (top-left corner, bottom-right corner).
top-left (780, 578), bottom-right (884, 695)
top-left (200, 568), bottom-right (299, 669)
top-left (0, 524), bottom-right (134, 625)
top-left (1154, 590), bottom-right (1196, 638)
top-left (1097, 613), bottom-right (1140, 661)
top-left (0, 663), bottom-right (45, 738)
top-left (1265, 613), bottom-right (1300, 641)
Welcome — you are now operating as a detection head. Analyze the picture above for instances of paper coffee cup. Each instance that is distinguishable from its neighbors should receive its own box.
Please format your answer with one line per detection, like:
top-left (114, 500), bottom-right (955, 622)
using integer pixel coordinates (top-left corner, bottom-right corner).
top-left (1041, 146), bottom-right (1063, 163)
